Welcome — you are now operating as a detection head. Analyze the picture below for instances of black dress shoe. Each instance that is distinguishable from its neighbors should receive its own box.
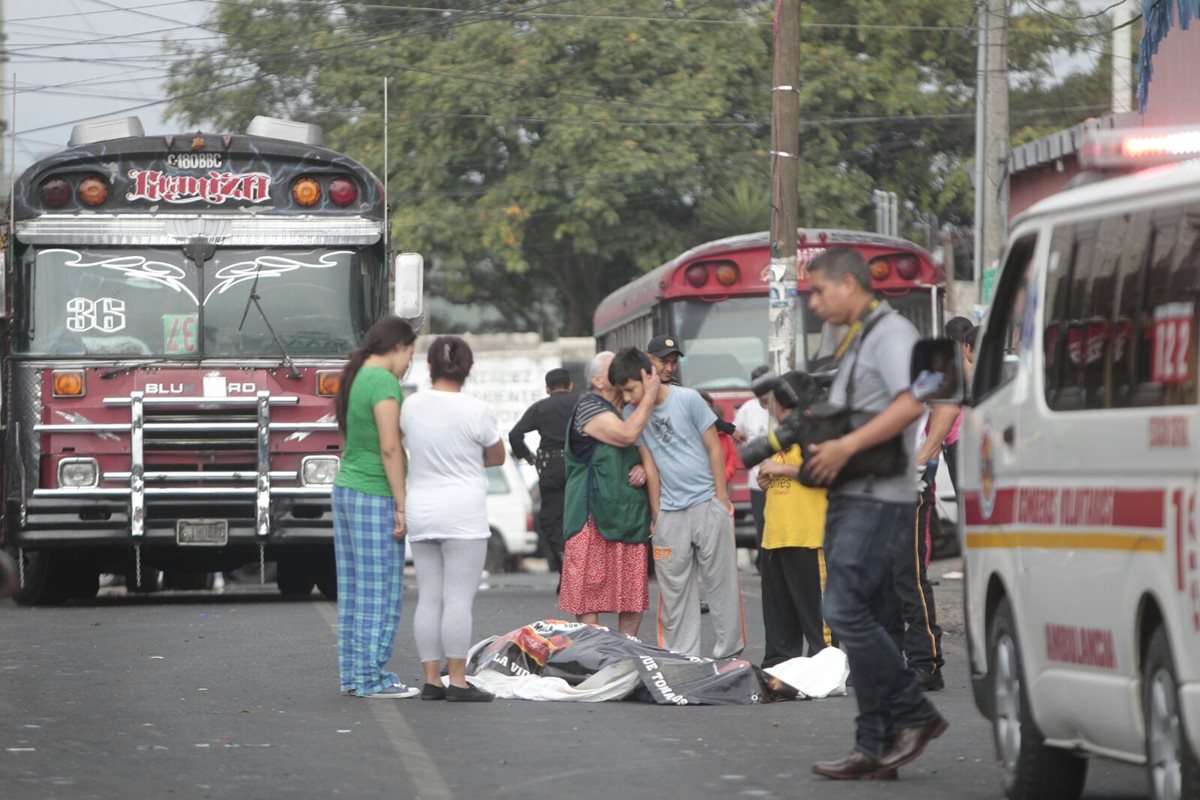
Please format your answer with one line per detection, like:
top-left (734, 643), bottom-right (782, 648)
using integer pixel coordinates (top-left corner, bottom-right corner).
top-left (916, 669), bottom-right (945, 692)
top-left (445, 684), bottom-right (495, 703)
top-left (420, 683), bottom-right (446, 701)
top-left (879, 715), bottom-right (949, 770)
top-left (812, 751), bottom-right (898, 781)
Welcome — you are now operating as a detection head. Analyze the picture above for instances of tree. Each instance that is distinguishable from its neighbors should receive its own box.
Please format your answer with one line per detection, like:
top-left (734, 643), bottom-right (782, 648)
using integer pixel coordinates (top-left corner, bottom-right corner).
top-left (166, 0), bottom-right (1100, 335)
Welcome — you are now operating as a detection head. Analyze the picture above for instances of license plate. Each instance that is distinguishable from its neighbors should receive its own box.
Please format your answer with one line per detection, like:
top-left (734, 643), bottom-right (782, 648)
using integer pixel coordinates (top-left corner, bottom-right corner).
top-left (176, 519), bottom-right (228, 546)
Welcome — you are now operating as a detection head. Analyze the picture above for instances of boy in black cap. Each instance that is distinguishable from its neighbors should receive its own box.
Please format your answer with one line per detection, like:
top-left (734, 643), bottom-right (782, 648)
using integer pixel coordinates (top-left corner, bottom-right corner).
top-left (647, 335), bottom-right (738, 437)
top-left (509, 367), bottom-right (578, 574)
top-left (647, 334), bottom-right (684, 385)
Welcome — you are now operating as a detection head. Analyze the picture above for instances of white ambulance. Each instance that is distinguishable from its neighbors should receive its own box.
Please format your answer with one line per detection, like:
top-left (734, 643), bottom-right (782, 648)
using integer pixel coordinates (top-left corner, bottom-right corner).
top-left (942, 128), bottom-right (1200, 800)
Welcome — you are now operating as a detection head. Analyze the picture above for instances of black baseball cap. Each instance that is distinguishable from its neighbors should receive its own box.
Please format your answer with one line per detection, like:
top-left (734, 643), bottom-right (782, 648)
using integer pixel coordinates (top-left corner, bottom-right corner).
top-left (545, 367), bottom-right (571, 388)
top-left (647, 335), bottom-right (684, 358)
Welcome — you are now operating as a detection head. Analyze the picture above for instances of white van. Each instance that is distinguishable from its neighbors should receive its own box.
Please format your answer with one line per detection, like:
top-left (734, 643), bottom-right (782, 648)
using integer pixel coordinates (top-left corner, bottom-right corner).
top-left (944, 131), bottom-right (1200, 800)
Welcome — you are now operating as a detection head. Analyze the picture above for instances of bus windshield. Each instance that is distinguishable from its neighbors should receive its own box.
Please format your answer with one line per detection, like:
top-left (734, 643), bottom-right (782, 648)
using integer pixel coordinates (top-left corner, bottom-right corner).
top-left (15, 246), bottom-right (371, 357)
top-left (670, 290), bottom-right (936, 389)
top-left (203, 248), bottom-right (370, 357)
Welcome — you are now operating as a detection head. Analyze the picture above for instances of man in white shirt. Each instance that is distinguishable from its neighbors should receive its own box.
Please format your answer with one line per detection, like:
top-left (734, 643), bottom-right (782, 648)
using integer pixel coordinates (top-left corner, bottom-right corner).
top-left (732, 365), bottom-right (771, 572)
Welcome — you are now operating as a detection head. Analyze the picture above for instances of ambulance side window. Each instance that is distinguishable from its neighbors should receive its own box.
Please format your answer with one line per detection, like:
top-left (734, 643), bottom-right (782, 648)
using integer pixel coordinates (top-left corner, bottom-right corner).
top-left (1111, 211), bottom-right (1156, 406)
top-left (1135, 207), bottom-right (1200, 406)
top-left (1044, 222), bottom-right (1107, 411)
top-left (973, 233), bottom-right (1038, 402)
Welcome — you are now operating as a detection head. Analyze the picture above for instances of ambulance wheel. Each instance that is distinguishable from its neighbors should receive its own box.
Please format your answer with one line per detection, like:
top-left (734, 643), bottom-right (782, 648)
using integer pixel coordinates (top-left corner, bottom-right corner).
top-left (989, 598), bottom-right (1087, 800)
top-left (1143, 627), bottom-right (1200, 800)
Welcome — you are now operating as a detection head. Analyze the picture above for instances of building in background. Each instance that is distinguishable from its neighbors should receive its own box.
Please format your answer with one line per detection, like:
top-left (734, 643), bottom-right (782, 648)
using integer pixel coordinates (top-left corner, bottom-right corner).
top-left (1008, 2), bottom-right (1200, 260)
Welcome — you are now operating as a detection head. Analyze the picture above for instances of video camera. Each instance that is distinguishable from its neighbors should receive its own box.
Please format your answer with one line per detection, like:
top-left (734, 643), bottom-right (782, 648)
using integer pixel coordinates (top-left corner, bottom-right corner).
top-left (737, 368), bottom-right (908, 487)
top-left (736, 371), bottom-right (823, 471)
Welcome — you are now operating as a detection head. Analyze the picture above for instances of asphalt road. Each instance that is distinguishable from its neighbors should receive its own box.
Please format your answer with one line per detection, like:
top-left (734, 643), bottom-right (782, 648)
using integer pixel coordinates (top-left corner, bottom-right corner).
top-left (0, 557), bottom-right (1152, 800)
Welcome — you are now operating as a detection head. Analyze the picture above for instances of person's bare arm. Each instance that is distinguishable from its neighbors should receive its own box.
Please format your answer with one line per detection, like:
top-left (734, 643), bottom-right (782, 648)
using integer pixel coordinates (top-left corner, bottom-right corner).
top-left (805, 391), bottom-right (926, 487)
top-left (638, 446), bottom-right (661, 534)
top-left (374, 398), bottom-right (407, 539)
top-left (916, 404), bottom-right (959, 466)
top-left (483, 439), bottom-right (506, 467)
top-left (702, 424), bottom-right (732, 512)
top-left (582, 369), bottom-right (661, 447)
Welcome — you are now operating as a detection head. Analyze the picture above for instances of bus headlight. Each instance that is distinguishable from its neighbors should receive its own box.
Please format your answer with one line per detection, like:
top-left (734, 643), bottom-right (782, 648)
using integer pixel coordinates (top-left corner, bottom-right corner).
top-left (58, 458), bottom-right (99, 488)
top-left (301, 456), bottom-right (340, 486)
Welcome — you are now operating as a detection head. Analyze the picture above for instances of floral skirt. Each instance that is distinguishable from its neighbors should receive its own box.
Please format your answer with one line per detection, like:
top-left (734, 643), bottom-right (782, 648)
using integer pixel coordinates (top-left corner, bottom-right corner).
top-left (558, 517), bottom-right (648, 615)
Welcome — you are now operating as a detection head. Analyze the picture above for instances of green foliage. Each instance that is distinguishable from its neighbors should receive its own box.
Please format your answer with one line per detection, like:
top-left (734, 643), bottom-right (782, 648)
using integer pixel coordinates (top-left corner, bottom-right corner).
top-left (696, 180), bottom-right (772, 241)
top-left (165, 0), bottom-right (1106, 335)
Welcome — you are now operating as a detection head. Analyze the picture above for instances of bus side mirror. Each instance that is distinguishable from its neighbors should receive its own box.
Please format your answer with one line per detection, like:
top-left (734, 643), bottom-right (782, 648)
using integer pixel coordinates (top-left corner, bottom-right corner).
top-left (393, 252), bottom-right (424, 319)
top-left (910, 338), bottom-right (966, 404)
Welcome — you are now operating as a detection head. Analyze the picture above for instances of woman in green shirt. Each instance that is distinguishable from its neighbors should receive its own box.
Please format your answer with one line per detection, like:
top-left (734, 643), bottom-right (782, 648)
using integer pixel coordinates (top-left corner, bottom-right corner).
top-left (331, 316), bottom-right (418, 699)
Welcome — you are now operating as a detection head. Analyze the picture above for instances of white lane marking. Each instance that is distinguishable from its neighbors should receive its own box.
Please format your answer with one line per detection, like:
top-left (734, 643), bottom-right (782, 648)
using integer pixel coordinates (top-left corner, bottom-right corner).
top-left (315, 603), bottom-right (450, 799)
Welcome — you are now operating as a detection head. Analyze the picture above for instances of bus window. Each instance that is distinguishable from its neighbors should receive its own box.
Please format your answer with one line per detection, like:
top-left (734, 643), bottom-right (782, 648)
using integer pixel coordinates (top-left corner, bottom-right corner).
top-left (797, 289), bottom-right (931, 369)
top-left (670, 297), bottom-right (766, 389)
top-left (16, 246), bottom-right (199, 357)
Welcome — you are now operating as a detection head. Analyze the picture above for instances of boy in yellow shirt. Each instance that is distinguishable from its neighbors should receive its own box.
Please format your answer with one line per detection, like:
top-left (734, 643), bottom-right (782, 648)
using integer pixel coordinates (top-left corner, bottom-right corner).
top-left (756, 372), bottom-right (831, 668)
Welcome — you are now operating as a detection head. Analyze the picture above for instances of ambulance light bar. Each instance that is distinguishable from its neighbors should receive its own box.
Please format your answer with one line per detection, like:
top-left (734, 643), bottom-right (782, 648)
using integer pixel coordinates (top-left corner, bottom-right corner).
top-left (1080, 126), bottom-right (1200, 169)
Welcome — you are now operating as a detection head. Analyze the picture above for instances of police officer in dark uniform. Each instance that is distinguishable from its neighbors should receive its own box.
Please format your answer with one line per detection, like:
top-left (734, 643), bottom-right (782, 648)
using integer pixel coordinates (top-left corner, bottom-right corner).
top-left (509, 368), bottom-right (577, 573)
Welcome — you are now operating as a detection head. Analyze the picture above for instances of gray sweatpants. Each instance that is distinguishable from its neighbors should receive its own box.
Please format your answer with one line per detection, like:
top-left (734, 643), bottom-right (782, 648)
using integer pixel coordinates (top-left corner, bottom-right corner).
top-left (653, 496), bottom-right (746, 658)
top-left (411, 538), bottom-right (488, 661)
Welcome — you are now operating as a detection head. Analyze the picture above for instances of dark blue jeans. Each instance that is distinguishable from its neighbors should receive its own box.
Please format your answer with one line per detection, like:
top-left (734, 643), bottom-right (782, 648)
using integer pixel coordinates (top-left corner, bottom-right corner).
top-left (823, 495), bottom-right (939, 758)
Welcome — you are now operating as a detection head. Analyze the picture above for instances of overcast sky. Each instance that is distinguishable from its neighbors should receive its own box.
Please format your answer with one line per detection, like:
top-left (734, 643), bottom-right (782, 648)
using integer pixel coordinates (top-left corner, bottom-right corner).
top-left (1, 0), bottom-right (1128, 178)
top-left (3, 0), bottom-right (209, 176)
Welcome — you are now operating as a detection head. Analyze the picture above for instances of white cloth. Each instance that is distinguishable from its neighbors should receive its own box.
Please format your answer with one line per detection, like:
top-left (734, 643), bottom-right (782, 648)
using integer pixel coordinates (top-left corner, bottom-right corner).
top-left (733, 398), bottom-right (770, 487)
top-left (764, 646), bottom-right (850, 699)
top-left (401, 389), bottom-right (501, 541)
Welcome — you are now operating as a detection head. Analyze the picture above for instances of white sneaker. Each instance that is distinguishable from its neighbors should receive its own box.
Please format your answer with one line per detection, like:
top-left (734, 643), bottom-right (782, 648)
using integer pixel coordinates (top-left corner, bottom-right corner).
top-left (361, 683), bottom-right (420, 699)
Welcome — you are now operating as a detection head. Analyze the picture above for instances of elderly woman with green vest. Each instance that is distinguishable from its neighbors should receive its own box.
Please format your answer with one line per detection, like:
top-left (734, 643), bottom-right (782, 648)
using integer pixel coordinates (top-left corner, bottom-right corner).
top-left (558, 351), bottom-right (661, 637)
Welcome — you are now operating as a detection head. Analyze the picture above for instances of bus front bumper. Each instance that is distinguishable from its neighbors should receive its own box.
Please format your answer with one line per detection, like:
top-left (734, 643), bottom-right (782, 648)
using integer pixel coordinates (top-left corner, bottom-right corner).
top-left (11, 493), bottom-right (333, 548)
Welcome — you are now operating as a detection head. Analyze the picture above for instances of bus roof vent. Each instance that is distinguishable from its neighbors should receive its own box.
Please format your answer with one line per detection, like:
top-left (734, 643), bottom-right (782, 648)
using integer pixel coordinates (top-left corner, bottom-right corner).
top-left (245, 116), bottom-right (324, 146)
top-left (68, 116), bottom-right (145, 147)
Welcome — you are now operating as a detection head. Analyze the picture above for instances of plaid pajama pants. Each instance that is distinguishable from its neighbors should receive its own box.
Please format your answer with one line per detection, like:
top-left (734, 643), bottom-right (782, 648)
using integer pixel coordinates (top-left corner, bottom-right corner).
top-left (332, 486), bottom-right (404, 695)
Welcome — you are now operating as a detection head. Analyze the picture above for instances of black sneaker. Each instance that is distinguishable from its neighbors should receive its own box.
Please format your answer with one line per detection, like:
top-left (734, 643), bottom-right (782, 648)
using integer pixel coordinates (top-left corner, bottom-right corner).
top-left (916, 669), bottom-right (945, 692)
top-left (445, 684), bottom-right (495, 703)
top-left (421, 683), bottom-right (447, 701)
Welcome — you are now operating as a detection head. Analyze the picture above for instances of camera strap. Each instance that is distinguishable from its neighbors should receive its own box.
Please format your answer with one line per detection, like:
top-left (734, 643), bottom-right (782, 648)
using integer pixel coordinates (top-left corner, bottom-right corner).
top-left (841, 301), bottom-right (891, 411)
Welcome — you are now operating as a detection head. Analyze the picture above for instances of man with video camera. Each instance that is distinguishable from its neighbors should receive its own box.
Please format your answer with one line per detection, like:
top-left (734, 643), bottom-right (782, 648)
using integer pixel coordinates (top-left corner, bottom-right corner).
top-left (799, 248), bottom-right (947, 780)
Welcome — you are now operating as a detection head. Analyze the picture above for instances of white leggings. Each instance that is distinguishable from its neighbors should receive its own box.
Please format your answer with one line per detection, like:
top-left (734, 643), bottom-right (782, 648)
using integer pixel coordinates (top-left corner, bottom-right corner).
top-left (411, 538), bottom-right (488, 661)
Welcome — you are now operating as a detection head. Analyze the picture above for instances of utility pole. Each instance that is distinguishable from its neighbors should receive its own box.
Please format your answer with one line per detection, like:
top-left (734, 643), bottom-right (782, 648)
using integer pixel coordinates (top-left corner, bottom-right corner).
top-left (768, 0), bottom-right (800, 376)
top-left (1111, 0), bottom-right (1134, 113)
top-left (976, 0), bottom-right (1009, 306)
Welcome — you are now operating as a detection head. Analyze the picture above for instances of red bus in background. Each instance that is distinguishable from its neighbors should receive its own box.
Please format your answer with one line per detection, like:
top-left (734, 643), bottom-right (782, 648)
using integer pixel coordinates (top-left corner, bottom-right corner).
top-left (1, 115), bottom-right (424, 604)
top-left (592, 229), bottom-right (945, 543)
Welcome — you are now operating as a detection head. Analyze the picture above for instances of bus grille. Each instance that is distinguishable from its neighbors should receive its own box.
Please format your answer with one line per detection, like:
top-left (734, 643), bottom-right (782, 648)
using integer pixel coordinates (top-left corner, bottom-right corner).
top-left (144, 405), bottom-right (258, 452)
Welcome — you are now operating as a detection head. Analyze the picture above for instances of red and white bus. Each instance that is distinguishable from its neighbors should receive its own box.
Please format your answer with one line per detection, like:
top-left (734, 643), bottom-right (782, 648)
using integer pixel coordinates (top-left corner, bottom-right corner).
top-left (593, 229), bottom-right (945, 539)
top-left (0, 115), bottom-right (423, 604)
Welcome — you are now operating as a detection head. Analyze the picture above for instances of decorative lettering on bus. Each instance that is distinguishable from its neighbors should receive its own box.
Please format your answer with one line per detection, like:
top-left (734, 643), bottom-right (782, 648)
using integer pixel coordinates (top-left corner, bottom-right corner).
top-left (1044, 624), bottom-right (1116, 669)
top-left (126, 169), bottom-right (271, 205)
